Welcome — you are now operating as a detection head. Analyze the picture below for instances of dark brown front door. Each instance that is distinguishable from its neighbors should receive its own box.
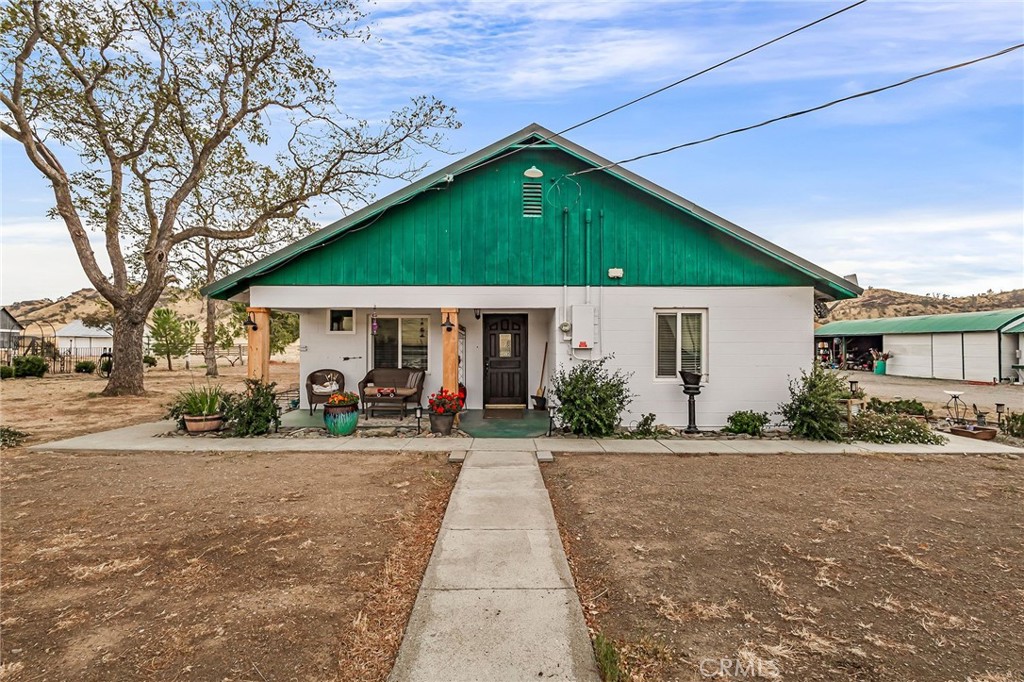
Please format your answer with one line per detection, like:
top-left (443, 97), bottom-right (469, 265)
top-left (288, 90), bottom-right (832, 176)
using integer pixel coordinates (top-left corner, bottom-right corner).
top-left (483, 314), bottom-right (528, 406)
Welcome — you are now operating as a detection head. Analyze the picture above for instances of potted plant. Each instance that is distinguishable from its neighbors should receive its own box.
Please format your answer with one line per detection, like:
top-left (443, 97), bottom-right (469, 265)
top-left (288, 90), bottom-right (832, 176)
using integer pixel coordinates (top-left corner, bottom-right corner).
top-left (428, 387), bottom-right (464, 436)
top-left (323, 391), bottom-right (360, 436)
top-left (175, 384), bottom-right (225, 434)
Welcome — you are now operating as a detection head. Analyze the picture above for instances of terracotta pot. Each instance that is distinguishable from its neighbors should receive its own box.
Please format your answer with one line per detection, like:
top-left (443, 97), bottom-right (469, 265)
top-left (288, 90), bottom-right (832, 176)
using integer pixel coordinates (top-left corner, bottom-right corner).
top-left (324, 403), bottom-right (359, 436)
top-left (429, 412), bottom-right (455, 436)
top-left (184, 414), bottom-right (223, 434)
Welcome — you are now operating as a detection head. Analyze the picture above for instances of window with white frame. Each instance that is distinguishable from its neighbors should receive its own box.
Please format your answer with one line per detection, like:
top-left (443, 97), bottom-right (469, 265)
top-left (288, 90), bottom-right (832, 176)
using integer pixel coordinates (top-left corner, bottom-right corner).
top-left (655, 310), bottom-right (707, 379)
top-left (372, 316), bottom-right (429, 371)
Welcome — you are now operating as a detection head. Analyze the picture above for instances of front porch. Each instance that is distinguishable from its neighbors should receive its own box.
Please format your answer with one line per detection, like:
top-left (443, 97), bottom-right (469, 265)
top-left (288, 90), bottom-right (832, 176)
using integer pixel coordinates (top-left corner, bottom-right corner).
top-left (243, 295), bottom-right (562, 414)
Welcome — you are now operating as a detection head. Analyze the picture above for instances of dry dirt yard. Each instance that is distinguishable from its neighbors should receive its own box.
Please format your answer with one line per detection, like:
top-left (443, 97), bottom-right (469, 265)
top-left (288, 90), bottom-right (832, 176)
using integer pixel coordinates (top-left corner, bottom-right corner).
top-left (545, 452), bottom-right (1024, 682)
top-left (1, 365), bottom-right (458, 681)
top-left (0, 362), bottom-right (300, 447)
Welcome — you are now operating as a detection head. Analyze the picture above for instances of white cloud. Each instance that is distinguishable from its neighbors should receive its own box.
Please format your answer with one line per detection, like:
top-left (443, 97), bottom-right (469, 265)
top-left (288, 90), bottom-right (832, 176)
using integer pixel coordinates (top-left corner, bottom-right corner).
top-left (764, 208), bottom-right (1024, 296)
top-left (1, 218), bottom-right (111, 303)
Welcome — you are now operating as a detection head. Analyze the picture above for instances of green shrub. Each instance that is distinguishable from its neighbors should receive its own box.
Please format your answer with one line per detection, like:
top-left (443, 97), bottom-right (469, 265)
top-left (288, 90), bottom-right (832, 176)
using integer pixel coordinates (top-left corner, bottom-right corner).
top-left (74, 360), bottom-right (97, 374)
top-left (625, 413), bottom-right (664, 439)
top-left (850, 411), bottom-right (947, 445)
top-left (723, 410), bottom-right (771, 436)
top-left (1005, 411), bottom-right (1024, 438)
top-left (224, 379), bottom-right (279, 436)
top-left (778, 364), bottom-right (847, 441)
top-left (865, 397), bottom-right (928, 416)
top-left (1, 426), bottom-right (28, 448)
top-left (551, 356), bottom-right (634, 437)
top-left (0, 365), bottom-right (13, 379)
top-left (143, 355), bottom-right (157, 367)
top-left (13, 355), bottom-right (47, 378)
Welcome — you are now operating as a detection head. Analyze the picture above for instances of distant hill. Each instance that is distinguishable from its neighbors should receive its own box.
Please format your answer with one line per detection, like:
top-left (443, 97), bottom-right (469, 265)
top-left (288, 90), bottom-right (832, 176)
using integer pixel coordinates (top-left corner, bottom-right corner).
top-left (6, 287), bottom-right (208, 329)
top-left (822, 287), bottom-right (1024, 321)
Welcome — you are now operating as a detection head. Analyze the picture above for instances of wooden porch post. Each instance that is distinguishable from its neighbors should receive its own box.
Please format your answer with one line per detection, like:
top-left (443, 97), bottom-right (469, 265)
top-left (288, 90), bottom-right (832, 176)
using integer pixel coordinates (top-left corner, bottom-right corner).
top-left (246, 307), bottom-right (271, 384)
top-left (441, 308), bottom-right (459, 393)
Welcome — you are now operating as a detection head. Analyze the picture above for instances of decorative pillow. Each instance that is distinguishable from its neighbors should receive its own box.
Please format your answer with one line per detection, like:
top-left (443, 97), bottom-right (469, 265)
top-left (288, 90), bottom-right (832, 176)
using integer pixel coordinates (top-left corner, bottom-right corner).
top-left (311, 381), bottom-right (339, 395)
top-left (406, 371), bottom-right (423, 388)
top-left (395, 387), bottom-right (417, 397)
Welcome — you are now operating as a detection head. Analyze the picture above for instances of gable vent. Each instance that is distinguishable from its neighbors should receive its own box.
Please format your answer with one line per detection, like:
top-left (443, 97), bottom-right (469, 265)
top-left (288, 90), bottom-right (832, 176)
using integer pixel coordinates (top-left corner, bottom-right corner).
top-left (522, 182), bottom-right (543, 218)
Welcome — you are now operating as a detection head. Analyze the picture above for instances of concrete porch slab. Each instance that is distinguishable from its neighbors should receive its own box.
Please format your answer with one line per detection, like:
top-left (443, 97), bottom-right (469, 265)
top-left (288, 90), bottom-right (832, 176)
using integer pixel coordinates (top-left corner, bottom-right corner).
top-left (422, 528), bottom-right (573, 590)
top-left (388, 588), bottom-right (598, 682)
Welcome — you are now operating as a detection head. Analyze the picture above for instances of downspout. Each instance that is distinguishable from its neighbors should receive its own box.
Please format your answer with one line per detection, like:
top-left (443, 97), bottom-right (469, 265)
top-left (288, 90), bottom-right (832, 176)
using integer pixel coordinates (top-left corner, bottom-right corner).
top-left (562, 207), bottom-right (569, 325)
top-left (599, 209), bottom-right (605, 351)
top-left (584, 208), bottom-right (592, 305)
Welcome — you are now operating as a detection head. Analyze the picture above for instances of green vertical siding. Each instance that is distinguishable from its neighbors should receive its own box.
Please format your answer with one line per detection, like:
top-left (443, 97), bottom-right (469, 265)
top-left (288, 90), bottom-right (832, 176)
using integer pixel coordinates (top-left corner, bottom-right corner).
top-left (250, 146), bottom-right (815, 289)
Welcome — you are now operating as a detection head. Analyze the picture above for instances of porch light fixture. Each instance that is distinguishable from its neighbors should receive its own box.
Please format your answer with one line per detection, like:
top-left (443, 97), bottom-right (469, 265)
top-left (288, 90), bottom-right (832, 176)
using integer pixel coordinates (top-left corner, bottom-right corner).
top-left (243, 312), bottom-right (258, 332)
top-left (371, 307), bottom-right (379, 336)
top-left (523, 166), bottom-right (543, 179)
top-left (474, 309), bottom-right (481, 320)
top-left (442, 313), bottom-right (455, 333)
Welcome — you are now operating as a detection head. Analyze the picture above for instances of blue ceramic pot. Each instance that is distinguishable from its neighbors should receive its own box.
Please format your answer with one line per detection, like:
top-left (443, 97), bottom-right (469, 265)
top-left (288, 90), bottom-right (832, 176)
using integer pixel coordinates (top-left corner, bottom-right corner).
top-left (323, 403), bottom-right (358, 436)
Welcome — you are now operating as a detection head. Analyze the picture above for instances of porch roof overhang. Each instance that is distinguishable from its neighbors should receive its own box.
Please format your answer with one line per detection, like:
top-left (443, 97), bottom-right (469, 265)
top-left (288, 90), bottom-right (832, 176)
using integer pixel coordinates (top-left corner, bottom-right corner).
top-left (203, 123), bottom-right (862, 303)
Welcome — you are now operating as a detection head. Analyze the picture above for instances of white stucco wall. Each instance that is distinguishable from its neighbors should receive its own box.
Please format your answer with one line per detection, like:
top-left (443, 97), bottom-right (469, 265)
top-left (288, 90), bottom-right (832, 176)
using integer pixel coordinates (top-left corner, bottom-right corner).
top-left (251, 285), bottom-right (814, 429)
top-left (883, 333), bottom-right (932, 378)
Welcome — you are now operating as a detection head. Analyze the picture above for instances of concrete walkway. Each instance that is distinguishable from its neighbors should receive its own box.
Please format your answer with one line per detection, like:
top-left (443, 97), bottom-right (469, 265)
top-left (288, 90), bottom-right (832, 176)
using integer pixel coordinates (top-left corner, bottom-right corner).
top-left (388, 450), bottom-right (599, 682)
top-left (29, 420), bottom-right (1024, 456)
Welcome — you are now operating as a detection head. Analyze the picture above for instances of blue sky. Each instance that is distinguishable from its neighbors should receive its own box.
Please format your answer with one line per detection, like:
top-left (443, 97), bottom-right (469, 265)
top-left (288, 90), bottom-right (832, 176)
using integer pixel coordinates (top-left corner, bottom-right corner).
top-left (2, 0), bottom-right (1022, 303)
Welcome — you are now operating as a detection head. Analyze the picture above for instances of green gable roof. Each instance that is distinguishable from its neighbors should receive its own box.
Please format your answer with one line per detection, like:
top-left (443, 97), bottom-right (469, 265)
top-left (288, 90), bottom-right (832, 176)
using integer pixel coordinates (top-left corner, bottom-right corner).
top-left (203, 124), bottom-right (861, 302)
top-left (999, 318), bottom-right (1024, 334)
top-left (815, 308), bottom-right (1024, 336)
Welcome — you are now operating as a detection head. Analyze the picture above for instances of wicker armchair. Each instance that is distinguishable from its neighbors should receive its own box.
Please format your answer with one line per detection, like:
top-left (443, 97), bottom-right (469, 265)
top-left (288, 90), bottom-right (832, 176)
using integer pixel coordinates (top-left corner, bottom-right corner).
top-left (305, 369), bottom-right (345, 415)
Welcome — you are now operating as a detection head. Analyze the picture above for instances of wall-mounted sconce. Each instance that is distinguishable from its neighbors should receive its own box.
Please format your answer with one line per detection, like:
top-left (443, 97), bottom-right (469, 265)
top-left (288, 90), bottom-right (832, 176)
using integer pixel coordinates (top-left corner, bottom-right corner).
top-left (442, 313), bottom-right (455, 332)
top-left (371, 306), bottom-right (379, 336)
top-left (243, 312), bottom-right (258, 332)
top-left (474, 309), bottom-right (481, 320)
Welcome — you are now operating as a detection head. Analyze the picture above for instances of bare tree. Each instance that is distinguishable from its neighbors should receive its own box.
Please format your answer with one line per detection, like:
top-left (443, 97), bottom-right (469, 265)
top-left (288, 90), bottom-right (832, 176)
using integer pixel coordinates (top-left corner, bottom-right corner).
top-left (1, 0), bottom-right (458, 395)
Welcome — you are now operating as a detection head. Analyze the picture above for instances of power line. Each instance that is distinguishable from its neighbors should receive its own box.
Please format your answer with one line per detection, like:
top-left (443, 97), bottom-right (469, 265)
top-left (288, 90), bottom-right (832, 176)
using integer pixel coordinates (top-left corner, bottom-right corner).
top-left (463, 0), bottom-right (869, 174)
top-left (567, 42), bottom-right (1024, 177)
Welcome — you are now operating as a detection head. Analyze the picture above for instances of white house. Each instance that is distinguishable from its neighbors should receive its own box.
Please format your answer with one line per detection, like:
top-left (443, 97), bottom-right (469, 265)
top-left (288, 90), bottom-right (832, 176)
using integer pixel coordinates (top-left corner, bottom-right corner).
top-left (203, 124), bottom-right (861, 428)
top-left (815, 308), bottom-right (1024, 384)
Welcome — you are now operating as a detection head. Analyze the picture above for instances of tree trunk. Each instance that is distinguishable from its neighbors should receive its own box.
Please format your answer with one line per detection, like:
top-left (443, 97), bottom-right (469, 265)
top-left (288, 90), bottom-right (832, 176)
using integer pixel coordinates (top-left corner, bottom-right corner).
top-left (204, 297), bottom-right (219, 377)
top-left (103, 309), bottom-right (146, 396)
top-left (166, 352), bottom-right (173, 371)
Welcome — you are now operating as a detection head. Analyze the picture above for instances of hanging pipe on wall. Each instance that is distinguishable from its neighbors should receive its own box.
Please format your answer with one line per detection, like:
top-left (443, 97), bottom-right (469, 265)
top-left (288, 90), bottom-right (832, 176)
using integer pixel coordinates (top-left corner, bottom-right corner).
top-left (584, 207), bottom-right (592, 305)
top-left (562, 206), bottom-right (569, 328)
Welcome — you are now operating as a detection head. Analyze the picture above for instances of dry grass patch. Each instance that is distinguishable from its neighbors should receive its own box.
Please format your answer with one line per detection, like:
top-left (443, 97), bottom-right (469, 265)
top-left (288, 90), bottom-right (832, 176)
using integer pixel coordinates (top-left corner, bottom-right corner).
top-left (877, 541), bottom-right (943, 573)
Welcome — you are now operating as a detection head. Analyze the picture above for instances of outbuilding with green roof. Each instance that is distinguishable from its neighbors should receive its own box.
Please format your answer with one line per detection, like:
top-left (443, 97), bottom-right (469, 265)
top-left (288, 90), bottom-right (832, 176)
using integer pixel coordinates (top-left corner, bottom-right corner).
top-left (815, 308), bottom-right (1024, 383)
